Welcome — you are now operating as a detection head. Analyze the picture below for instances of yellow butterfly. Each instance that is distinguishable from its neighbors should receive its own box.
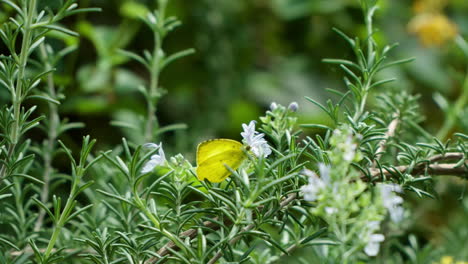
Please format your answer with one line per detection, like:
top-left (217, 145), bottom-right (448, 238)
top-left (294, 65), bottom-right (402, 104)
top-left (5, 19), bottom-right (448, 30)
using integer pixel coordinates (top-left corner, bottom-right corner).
top-left (196, 139), bottom-right (247, 183)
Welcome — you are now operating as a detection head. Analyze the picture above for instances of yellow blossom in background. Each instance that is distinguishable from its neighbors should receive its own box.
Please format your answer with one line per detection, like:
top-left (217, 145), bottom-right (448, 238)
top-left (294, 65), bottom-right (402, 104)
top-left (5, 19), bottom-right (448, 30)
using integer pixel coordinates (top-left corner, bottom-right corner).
top-left (433, 256), bottom-right (468, 264)
top-left (440, 256), bottom-right (454, 264)
top-left (413, 0), bottom-right (448, 13)
top-left (408, 13), bottom-right (458, 47)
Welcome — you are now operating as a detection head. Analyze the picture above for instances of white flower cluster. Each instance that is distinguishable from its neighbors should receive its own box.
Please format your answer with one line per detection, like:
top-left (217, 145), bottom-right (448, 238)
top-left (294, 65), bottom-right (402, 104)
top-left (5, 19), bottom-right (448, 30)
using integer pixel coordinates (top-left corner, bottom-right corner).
top-left (364, 183), bottom-right (405, 257)
top-left (300, 163), bottom-right (331, 202)
top-left (379, 183), bottom-right (405, 223)
top-left (241, 121), bottom-right (272, 158)
top-left (141, 142), bottom-right (166, 173)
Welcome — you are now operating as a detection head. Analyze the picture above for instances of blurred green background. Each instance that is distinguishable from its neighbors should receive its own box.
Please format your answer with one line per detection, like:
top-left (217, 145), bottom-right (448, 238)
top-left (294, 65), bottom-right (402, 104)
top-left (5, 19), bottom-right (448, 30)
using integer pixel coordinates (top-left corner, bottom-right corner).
top-left (1, 0), bottom-right (466, 151)
top-left (1, 0), bottom-right (468, 259)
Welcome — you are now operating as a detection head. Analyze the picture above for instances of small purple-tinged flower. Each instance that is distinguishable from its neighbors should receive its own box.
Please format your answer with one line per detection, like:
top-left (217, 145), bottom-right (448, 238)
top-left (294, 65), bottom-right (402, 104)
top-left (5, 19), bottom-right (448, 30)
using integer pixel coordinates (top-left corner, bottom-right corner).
top-left (141, 142), bottom-right (166, 173)
top-left (288, 102), bottom-right (299, 112)
top-left (270, 102), bottom-right (278, 111)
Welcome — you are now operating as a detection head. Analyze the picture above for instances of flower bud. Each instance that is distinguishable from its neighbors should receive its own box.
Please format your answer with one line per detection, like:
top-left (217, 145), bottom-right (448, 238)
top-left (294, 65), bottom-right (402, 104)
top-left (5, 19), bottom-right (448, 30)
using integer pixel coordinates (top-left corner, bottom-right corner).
top-left (288, 102), bottom-right (299, 112)
top-left (270, 102), bottom-right (278, 111)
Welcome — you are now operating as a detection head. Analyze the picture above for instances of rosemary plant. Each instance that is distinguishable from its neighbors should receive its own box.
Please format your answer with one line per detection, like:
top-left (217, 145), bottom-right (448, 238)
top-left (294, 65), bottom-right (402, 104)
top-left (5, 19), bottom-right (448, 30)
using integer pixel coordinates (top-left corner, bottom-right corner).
top-left (116, 0), bottom-right (194, 143)
top-left (0, 0), bottom-right (466, 263)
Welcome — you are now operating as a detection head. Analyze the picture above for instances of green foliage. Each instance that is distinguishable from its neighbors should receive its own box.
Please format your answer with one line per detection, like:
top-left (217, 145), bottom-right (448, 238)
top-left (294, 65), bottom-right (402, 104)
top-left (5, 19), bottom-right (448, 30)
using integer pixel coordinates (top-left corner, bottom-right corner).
top-left (0, 0), bottom-right (466, 263)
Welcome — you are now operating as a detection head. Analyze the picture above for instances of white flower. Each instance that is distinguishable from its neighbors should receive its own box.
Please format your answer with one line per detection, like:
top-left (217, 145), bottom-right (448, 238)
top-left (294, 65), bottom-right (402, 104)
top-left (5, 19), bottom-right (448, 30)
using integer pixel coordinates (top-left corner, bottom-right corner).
top-left (300, 164), bottom-right (332, 202)
top-left (379, 183), bottom-right (404, 223)
top-left (367, 220), bottom-right (381, 232)
top-left (389, 206), bottom-right (404, 223)
top-left (343, 135), bottom-right (357, 162)
top-left (364, 233), bottom-right (385, 256)
top-left (141, 142), bottom-right (166, 173)
top-left (318, 163), bottom-right (331, 184)
top-left (241, 121), bottom-right (256, 145)
top-left (301, 168), bottom-right (316, 178)
top-left (380, 183), bottom-right (402, 195)
top-left (325, 207), bottom-right (337, 215)
top-left (241, 121), bottom-right (272, 158)
top-left (300, 169), bottom-right (326, 202)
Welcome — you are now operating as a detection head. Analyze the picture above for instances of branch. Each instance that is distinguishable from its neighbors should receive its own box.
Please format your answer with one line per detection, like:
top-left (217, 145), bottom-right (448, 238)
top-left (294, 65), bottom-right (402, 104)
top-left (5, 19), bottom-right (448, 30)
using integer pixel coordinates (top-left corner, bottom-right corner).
top-left (368, 163), bottom-right (467, 180)
top-left (427, 152), bottom-right (465, 163)
top-left (367, 152), bottom-right (467, 181)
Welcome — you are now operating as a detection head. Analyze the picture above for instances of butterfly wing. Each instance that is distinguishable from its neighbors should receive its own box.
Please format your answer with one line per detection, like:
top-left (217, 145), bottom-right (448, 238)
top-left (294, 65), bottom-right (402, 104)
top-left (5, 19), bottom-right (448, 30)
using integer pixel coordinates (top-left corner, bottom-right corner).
top-left (197, 139), bottom-right (244, 164)
top-left (196, 139), bottom-right (246, 183)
